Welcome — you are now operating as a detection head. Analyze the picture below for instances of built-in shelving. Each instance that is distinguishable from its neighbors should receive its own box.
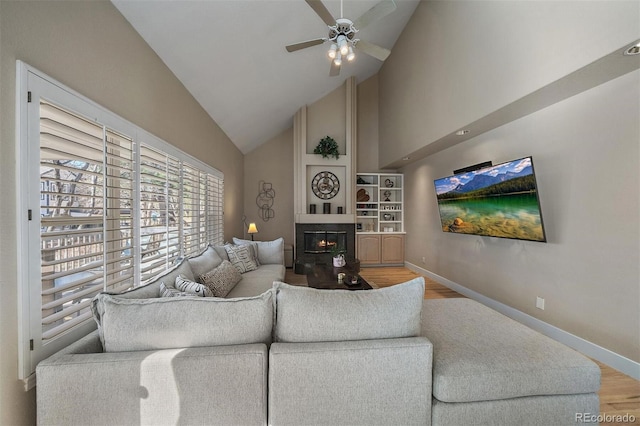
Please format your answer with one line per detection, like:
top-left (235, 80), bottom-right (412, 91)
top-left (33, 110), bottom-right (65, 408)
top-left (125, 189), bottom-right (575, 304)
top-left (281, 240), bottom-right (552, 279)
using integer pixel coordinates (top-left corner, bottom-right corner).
top-left (356, 173), bottom-right (404, 233)
top-left (355, 173), bottom-right (404, 266)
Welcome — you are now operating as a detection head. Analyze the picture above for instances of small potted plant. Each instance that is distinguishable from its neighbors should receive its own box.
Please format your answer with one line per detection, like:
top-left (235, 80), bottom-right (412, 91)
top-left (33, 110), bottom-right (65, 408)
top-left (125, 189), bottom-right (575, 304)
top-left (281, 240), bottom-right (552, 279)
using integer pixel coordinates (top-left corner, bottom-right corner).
top-left (313, 136), bottom-right (340, 159)
top-left (330, 243), bottom-right (346, 267)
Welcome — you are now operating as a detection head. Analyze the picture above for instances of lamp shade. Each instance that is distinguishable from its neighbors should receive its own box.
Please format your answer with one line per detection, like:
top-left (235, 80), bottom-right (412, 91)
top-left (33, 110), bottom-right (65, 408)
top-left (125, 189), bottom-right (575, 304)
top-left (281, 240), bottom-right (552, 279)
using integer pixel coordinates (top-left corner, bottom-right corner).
top-left (247, 223), bottom-right (258, 234)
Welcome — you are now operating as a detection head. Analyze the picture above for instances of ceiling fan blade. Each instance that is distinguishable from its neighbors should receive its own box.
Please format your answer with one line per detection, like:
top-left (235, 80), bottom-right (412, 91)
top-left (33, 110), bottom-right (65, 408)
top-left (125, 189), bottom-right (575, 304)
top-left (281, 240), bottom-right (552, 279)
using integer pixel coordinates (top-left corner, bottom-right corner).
top-left (354, 40), bottom-right (391, 61)
top-left (305, 0), bottom-right (335, 26)
top-left (353, 0), bottom-right (397, 30)
top-left (286, 38), bottom-right (326, 52)
top-left (329, 60), bottom-right (341, 77)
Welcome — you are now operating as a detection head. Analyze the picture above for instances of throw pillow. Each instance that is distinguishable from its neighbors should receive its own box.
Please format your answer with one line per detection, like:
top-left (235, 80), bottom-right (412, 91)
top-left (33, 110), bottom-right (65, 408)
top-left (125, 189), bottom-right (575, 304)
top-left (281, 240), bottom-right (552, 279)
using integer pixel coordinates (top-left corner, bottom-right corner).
top-left (233, 237), bottom-right (284, 265)
top-left (224, 244), bottom-right (259, 273)
top-left (159, 281), bottom-right (193, 297)
top-left (175, 274), bottom-right (214, 297)
top-left (241, 241), bottom-right (261, 266)
top-left (92, 289), bottom-right (275, 352)
top-left (199, 260), bottom-right (242, 297)
top-left (273, 277), bottom-right (425, 343)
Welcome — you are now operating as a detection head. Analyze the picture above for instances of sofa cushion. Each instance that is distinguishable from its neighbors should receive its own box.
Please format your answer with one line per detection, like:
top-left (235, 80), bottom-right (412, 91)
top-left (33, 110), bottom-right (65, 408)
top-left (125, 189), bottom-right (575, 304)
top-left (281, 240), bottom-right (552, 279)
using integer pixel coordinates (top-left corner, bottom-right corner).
top-left (212, 245), bottom-right (230, 262)
top-left (273, 278), bottom-right (425, 343)
top-left (199, 260), bottom-right (242, 297)
top-left (226, 264), bottom-right (285, 298)
top-left (225, 244), bottom-right (259, 273)
top-left (119, 257), bottom-right (195, 300)
top-left (175, 274), bottom-right (214, 297)
top-left (92, 289), bottom-right (275, 352)
top-left (421, 298), bottom-right (601, 403)
top-left (187, 245), bottom-right (224, 279)
top-left (233, 237), bottom-right (284, 265)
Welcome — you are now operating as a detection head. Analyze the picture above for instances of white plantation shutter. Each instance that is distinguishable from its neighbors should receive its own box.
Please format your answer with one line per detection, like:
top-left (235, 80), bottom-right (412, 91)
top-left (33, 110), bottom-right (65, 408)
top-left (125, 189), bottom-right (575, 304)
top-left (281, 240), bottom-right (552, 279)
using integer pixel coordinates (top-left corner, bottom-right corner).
top-left (139, 145), bottom-right (182, 281)
top-left (207, 174), bottom-right (224, 246)
top-left (19, 63), bottom-right (224, 380)
top-left (38, 103), bottom-right (137, 342)
top-left (103, 129), bottom-right (135, 294)
top-left (181, 163), bottom-right (200, 256)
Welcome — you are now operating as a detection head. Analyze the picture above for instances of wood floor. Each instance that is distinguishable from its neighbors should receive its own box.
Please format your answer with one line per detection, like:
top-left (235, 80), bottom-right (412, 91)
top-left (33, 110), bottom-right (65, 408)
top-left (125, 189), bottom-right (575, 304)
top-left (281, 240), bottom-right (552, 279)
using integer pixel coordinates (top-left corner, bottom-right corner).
top-left (356, 267), bottom-right (640, 425)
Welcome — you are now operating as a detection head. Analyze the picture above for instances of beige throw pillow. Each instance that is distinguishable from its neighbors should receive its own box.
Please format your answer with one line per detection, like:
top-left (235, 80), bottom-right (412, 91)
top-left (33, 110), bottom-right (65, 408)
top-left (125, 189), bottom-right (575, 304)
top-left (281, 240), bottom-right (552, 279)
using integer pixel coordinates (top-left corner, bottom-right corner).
top-left (200, 260), bottom-right (242, 297)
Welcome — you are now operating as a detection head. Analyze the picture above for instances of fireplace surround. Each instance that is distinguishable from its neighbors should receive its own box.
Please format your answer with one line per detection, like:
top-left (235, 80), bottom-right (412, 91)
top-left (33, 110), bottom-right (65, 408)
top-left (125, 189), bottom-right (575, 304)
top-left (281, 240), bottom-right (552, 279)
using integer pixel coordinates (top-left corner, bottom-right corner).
top-left (295, 223), bottom-right (355, 270)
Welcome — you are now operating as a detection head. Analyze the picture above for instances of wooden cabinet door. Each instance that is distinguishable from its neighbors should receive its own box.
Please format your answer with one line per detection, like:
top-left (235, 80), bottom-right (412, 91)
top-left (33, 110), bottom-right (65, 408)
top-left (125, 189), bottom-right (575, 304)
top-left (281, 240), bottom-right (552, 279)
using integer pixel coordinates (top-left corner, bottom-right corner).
top-left (357, 235), bottom-right (381, 264)
top-left (381, 234), bottom-right (405, 264)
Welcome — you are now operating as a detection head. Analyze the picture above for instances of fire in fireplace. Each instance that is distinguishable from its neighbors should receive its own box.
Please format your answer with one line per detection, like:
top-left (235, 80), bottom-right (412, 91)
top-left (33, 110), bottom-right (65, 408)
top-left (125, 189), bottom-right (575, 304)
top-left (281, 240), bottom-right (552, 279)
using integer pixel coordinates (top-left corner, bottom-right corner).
top-left (304, 231), bottom-right (347, 254)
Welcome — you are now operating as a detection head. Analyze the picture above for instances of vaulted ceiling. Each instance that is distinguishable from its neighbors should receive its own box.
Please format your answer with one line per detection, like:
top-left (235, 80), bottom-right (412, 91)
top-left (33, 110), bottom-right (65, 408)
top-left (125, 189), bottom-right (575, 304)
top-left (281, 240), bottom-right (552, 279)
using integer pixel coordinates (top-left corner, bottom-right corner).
top-left (112, 0), bottom-right (420, 154)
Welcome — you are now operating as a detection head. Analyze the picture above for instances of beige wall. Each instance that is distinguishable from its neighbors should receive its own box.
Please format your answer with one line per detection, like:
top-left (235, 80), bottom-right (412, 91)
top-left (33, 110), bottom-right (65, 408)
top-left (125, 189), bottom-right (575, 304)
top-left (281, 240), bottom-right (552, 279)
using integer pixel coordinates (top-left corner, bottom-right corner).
top-left (379, 1), bottom-right (640, 166)
top-left (401, 69), bottom-right (640, 362)
top-left (379, 1), bottom-right (640, 363)
top-left (0, 1), bottom-right (243, 424)
top-left (243, 127), bottom-right (295, 244)
top-left (357, 75), bottom-right (380, 173)
top-left (306, 83), bottom-right (347, 155)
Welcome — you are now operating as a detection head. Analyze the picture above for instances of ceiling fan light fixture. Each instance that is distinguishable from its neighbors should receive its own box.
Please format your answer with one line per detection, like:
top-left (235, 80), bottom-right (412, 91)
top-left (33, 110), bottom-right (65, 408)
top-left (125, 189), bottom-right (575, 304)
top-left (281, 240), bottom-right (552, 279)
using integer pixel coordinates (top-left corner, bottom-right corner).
top-left (347, 46), bottom-right (355, 61)
top-left (286, 0), bottom-right (397, 76)
top-left (337, 35), bottom-right (349, 55)
top-left (328, 43), bottom-right (338, 59)
top-left (334, 52), bottom-right (342, 66)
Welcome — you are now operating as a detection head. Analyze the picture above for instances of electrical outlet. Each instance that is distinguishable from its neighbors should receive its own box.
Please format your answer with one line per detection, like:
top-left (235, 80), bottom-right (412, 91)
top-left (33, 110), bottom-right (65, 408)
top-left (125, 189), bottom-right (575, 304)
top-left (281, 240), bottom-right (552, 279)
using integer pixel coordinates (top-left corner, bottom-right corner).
top-left (536, 296), bottom-right (545, 310)
top-left (421, 256), bottom-right (426, 264)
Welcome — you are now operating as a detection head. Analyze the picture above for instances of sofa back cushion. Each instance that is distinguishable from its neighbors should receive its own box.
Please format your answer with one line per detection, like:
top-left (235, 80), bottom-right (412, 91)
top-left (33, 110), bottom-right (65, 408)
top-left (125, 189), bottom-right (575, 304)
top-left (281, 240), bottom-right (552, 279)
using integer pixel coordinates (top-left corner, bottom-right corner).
top-left (273, 278), bottom-right (425, 343)
top-left (92, 289), bottom-right (274, 352)
top-left (233, 237), bottom-right (284, 265)
top-left (187, 245), bottom-right (224, 279)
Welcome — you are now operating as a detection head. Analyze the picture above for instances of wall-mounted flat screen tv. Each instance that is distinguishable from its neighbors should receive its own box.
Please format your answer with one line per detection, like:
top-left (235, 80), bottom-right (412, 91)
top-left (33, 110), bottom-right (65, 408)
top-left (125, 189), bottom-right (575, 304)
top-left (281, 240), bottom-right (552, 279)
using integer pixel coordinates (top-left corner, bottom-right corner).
top-left (434, 156), bottom-right (546, 242)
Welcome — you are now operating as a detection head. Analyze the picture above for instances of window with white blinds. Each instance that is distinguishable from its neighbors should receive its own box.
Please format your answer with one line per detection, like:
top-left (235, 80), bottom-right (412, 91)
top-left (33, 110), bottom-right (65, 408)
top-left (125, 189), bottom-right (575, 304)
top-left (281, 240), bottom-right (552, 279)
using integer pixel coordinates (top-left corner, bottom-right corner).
top-left (139, 145), bottom-right (183, 281)
top-left (39, 102), bottom-right (138, 343)
top-left (18, 62), bottom-right (224, 381)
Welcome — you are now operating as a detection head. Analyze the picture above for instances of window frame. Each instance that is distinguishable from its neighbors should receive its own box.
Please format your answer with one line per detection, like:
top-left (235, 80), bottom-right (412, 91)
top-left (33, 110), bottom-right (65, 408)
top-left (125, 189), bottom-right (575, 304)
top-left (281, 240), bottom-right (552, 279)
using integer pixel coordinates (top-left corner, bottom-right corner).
top-left (16, 61), bottom-right (224, 387)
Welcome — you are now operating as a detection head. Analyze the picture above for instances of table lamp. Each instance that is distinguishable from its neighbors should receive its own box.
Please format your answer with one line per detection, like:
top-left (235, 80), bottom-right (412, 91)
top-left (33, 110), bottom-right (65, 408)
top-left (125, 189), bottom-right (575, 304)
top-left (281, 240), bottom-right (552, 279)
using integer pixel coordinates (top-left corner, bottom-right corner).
top-left (247, 223), bottom-right (258, 241)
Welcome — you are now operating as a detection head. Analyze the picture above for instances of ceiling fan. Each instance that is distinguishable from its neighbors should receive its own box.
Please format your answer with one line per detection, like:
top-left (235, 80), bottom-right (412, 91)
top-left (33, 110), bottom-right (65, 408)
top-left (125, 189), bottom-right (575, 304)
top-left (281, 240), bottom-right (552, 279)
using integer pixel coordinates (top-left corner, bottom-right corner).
top-left (286, 0), bottom-right (397, 76)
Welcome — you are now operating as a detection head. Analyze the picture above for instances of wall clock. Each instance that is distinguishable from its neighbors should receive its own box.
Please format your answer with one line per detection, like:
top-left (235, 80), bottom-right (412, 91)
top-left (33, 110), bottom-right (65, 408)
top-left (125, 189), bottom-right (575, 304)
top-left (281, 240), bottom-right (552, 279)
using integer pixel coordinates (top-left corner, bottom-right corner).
top-left (311, 171), bottom-right (340, 200)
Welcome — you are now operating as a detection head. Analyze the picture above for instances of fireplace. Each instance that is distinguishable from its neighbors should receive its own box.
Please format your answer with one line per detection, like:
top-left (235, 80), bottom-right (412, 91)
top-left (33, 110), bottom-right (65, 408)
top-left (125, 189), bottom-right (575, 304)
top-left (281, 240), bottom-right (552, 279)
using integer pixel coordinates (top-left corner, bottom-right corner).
top-left (295, 223), bottom-right (355, 269)
top-left (303, 231), bottom-right (347, 254)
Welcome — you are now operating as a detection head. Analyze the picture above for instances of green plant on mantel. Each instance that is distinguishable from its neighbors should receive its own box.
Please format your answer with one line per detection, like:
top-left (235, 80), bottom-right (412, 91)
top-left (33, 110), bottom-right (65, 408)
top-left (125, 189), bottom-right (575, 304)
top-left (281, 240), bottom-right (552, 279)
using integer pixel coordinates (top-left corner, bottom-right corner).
top-left (330, 243), bottom-right (345, 257)
top-left (313, 136), bottom-right (340, 159)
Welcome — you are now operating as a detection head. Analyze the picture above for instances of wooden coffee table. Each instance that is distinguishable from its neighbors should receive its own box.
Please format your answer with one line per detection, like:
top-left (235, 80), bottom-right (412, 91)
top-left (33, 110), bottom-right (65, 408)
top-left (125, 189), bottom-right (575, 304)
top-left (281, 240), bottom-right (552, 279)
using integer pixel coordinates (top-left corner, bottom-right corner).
top-left (306, 263), bottom-right (372, 290)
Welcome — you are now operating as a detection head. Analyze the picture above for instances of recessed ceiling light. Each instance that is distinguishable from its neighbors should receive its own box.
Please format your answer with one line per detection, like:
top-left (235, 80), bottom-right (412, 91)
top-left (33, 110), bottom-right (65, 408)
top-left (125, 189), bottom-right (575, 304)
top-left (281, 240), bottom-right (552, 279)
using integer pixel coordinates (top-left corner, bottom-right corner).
top-left (624, 41), bottom-right (640, 56)
top-left (456, 130), bottom-right (470, 136)
top-left (402, 156), bottom-right (410, 161)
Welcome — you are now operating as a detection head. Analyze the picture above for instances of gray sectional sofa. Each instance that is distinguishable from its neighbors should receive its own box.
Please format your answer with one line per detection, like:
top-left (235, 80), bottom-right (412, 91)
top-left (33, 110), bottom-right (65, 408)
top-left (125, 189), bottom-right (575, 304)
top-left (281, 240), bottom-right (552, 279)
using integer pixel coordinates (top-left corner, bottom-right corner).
top-left (36, 241), bottom-right (601, 425)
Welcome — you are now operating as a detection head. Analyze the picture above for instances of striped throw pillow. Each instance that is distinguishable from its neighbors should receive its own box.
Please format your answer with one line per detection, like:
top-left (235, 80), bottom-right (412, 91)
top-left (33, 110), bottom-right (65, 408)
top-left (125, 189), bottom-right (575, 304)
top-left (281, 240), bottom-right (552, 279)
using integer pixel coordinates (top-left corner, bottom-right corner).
top-left (175, 275), bottom-right (214, 297)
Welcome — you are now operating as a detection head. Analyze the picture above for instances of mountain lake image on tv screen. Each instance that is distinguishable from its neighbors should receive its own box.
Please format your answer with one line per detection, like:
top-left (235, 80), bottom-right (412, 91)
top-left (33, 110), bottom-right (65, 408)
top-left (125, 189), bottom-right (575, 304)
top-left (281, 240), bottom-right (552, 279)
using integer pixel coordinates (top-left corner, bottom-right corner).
top-left (433, 157), bottom-right (546, 242)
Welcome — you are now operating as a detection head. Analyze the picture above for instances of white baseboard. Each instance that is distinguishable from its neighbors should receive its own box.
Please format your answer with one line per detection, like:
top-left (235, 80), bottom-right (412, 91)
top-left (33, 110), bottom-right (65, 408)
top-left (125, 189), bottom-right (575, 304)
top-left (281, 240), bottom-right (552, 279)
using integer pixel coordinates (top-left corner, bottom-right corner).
top-left (406, 262), bottom-right (640, 381)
